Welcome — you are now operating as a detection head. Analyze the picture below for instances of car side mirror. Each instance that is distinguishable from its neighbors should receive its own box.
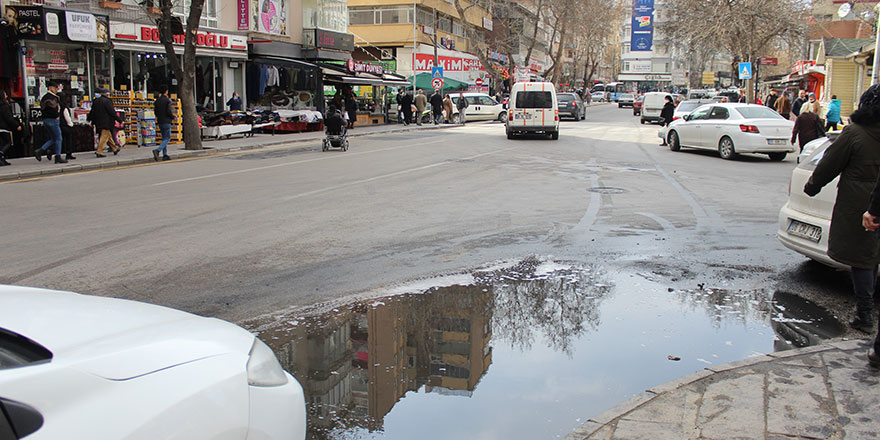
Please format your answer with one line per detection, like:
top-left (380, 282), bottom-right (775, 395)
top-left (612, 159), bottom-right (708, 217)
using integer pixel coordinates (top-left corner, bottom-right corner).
top-left (0, 398), bottom-right (43, 438)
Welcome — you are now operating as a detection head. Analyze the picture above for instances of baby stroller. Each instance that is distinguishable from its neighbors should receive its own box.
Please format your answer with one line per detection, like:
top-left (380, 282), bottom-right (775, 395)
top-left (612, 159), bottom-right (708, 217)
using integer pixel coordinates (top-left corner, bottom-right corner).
top-left (322, 109), bottom-right (349, 152)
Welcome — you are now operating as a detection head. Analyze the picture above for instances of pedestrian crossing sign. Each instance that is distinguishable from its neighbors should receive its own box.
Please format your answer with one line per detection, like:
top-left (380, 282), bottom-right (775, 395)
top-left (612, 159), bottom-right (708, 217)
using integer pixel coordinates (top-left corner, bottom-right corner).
top-left (431, 67), bottom-right (444, 79)
top-left (739, 62), bottom-right (752, 79)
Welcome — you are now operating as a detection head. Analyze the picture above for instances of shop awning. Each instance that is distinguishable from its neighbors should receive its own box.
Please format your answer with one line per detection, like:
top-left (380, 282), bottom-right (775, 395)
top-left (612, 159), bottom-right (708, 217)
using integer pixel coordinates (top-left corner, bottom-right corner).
top-left (407, 73), bottom-right (469, 91)
top-left (251, 56), bottom-right (318, 70)
top-left (112, 41), bottom-right (248, 60)
top-left (382, 73), bottom-right (411, 86)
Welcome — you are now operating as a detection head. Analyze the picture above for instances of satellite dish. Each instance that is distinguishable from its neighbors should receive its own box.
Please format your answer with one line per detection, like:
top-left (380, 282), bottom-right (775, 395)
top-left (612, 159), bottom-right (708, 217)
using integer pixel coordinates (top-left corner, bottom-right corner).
top-left (838, 2), bottom-right (852, 18)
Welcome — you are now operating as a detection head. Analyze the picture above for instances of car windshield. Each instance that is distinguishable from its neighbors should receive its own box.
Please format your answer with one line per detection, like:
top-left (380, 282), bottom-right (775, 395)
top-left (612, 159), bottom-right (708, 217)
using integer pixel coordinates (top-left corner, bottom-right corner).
top-left (0, 327), bottom-right (52, 370)
top-left (516, 91), bottom-right (553, 108)
top-left (676, 102), bottom-right (703, 112)
top-left (558, 94), bottom-right (575, 102)
top-left (621, 94), bottom-right (634, 99)
top-left (797, 140), bottom-right (831, 171)
top-left (736, 107), bottom-right (785, 119)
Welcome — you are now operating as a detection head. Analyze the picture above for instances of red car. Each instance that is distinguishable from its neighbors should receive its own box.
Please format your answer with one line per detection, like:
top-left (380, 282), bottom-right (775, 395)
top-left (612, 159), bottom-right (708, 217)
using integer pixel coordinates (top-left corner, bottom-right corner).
top-left (632, 96), bottom-right (644, 116)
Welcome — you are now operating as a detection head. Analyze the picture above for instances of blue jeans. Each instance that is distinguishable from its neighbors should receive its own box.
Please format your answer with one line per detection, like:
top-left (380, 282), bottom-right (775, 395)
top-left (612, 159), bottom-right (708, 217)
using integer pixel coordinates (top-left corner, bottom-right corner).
top-left (40, 119), bottom-right (62, 155)
top-left (157, 123), bottom-right (171, 156)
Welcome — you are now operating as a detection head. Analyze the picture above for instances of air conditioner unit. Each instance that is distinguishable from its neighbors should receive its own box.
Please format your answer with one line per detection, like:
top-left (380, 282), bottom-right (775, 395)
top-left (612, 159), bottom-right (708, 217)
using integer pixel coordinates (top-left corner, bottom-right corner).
top-left (380, 49), bottom-right (393, 60)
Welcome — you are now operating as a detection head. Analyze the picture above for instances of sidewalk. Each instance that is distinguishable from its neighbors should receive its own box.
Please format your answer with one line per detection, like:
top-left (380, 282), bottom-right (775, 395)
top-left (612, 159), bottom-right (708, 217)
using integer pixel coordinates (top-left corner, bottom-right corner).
top-left (565, 339), bottom-right (878, 439)
top-left (0, 121), bottom-right (456, 182)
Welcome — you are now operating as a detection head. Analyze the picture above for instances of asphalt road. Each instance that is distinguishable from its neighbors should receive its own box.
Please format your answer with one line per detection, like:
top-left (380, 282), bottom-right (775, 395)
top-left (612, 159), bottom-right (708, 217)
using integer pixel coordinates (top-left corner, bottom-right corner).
top-left (0, 104), bottom-right (856, 325)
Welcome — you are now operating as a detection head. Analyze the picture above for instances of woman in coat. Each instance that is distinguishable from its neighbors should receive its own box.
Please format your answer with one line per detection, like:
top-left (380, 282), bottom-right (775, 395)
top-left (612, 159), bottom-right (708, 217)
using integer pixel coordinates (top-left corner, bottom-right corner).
top-left (804, 84), bottom-right (880, 333)
top-left (0, 90), bottom-right (20, 166)
top-left (659, 95), bottom-right (675, 146)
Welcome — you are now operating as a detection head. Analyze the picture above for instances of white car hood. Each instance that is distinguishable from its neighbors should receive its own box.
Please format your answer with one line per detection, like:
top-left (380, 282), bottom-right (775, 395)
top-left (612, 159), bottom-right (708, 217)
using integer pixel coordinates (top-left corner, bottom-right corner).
top-left (0, 286), bottom-right (253, 380)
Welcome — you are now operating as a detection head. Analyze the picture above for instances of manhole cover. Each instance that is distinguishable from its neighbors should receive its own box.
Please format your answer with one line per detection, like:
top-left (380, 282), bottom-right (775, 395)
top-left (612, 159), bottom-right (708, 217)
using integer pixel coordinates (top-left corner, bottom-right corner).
top-left (589, 186), bottom-right (628, 194)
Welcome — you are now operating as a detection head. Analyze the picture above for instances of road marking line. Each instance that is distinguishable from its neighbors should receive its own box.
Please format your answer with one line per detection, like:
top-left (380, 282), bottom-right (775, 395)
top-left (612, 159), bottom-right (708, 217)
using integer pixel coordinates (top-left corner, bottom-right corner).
top-left (153, 138), bottom-right (450, 187)
top-left (280, 148), bottom-right (514, 201)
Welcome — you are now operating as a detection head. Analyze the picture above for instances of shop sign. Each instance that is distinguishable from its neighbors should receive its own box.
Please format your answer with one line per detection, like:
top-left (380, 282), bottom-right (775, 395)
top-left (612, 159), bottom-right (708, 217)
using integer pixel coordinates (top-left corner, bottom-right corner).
top-left (305, 29), bottom-right (354, 52)
top-left (133, 25), bottom-right (248, 51)
top-left (759, 57), bottom-right (778, 66)
top-left (482, 17), bottom-right (493, 31)
top-left (792, 60), bottom-right (816, 75)
top-left (6, 6), bottom-right (45, 39)
top-left (45, 11), bottom-right (60, 37)
top-left (629, 60), bottom-right (651, 73)
top-left (66, 12), bottom-right (97, 42)
top-left (347, 59), bottom-right (384, 75)
top-left (487, 49), bottom-right (508, 64)
top-left (414, 53), bottom-right (484, 72)
top-left (237, 0), bottom-right (248, 31)
top-left (251, 0), bottom-right (286, 35)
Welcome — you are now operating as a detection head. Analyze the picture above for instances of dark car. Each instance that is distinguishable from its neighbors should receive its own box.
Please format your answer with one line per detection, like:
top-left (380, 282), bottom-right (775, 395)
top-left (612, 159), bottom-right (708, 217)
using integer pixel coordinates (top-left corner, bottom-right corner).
top-left (633, 96), bottom-right (644, 116)
top-left (557, 93), bottom-right (585, 120)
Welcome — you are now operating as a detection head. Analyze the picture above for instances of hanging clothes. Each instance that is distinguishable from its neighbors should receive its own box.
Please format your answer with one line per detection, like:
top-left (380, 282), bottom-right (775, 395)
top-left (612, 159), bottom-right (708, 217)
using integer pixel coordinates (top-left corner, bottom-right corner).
top-left (0, 20), bottom-right (20, 78)
top-left (259, 64), bottom-right (268, 96)
top-left (278, 67), bottom-right (290, 91)
top-left (266, 65), bottom-right (279, 87)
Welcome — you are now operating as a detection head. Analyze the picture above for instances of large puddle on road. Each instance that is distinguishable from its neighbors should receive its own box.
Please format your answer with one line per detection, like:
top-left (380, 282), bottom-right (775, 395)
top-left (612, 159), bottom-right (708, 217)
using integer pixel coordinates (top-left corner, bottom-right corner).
top-left (248, 258), bottom-right (844, 439)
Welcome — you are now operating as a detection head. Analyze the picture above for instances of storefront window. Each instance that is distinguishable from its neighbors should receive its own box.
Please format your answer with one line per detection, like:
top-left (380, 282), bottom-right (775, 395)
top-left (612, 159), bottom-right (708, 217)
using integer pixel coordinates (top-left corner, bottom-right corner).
top-left (92, 49), bottom-right (112, 92)
top-left (26, 44), bottom-right (88, 108)
top-left (113, 50), bottom-right (132, 91)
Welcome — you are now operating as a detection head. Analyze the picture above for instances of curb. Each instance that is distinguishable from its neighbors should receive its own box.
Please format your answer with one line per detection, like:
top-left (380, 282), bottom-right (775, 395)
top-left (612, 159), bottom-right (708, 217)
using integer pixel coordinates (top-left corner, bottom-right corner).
top-left (563, 339), bottom-right (869, 440)
top-left (0, 123), bottom-right (456, 182)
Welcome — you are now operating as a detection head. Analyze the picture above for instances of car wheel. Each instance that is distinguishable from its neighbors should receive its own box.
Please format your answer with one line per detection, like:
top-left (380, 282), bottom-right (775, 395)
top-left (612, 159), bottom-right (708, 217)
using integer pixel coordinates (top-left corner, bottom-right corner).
top-left (507, 129), bottom-right (514, 139)
top-left (618, 104), bottom-right (622, 108)
top-left (718, 136), bottom-right (736, 160)
top-left (322, 140), bottom-right (329, 152)
top-left (498, 112), bottom-right (507, 122)
top-left (343, 140), bottom-right (349, 151)
top-left (640, 118), bottom-right (645, 124)
top-left (768, 152), bottom-right (787, 161)
top-left (452, 114), bottom-right (459, 124)
top-left (551, 131), bottom-right (559, 140)
top-left (668, 130), bottom-right (681, 151)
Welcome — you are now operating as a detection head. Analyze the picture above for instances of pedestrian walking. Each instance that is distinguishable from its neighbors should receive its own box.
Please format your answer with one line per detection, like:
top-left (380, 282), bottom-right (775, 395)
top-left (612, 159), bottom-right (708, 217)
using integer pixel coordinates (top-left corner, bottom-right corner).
top-left (456, 93), bottom-right (468, 125)
top-left (443, 94), bottom-right (453, 123)
top-left (659, 95), bottom-right (675, 146)
top-left (792, 90), bottom-right (807, 117)
top-left (765, 89), bottom-right (779, 110)
top-left (804, 84), bottom-right (880, 335)
top-left (396, 89), bottom-right (406, 124)
top-left (399, 90), bottom-right (414, 126)
top-left (152, 85), bottom-right (174, 162)
top-left (34, 80), bottom-right (66, 163)
top-left (226, 92), bottom-right (242, 111)
top-left (775, 92), bottom-right (792, 119)
top-left (0, 90), bottom-right (21, 166)
top-left (790, 107), bottom-right (823, 152)
top-left (414, 89), bottom-right (427, 126)
top-left (807, 92), bottom-right (820, 115)
top-left (344, 92), bottom-right (358, 129)
top-left (826, 95), bottom-right (842, 131)
top-left (429, 89), bottom-right (443, 125)
top-left (87, 88), bottom-right (122, 158)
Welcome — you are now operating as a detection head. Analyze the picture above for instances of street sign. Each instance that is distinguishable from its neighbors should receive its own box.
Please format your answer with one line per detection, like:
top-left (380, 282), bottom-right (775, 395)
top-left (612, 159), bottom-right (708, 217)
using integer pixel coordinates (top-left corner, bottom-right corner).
top-left (431, 77), bottom-right (444, 89)
top-left (759, 57), bottom-right (778, 66)
top-left (701, 71), bottom-right (715, 85)
top-left (475, 78), bottom-right (483, 86)
top-left (738, 62), bottom-right (752, 79)
top-left (431, 66), bottom-right (444, 79)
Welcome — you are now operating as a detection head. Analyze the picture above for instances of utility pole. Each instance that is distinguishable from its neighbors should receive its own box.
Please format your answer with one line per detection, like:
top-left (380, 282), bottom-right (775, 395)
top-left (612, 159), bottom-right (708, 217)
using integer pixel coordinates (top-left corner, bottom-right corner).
top-left (412, 0), bottom-right (418, 93)
top-left (872, 3), bottom-right (880, 85)
top-left (753, 57), bottom-right (760, 104)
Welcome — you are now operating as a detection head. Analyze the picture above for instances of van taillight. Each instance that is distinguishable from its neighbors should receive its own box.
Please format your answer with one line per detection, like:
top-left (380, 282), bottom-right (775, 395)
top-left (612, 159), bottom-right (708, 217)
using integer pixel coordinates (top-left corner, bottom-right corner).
top-left (739, 124), bottom-right (760, 133)
top-left (508, 110), bottom-right (513, 121)
top-left (554, 109), bottom-right (559, 121)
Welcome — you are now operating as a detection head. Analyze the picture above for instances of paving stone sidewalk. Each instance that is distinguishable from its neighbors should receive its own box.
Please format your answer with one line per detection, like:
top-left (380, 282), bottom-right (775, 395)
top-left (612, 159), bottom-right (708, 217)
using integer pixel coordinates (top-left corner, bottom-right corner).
top-left (566, 339), bottom-right (879, 440)
top-left (0, 121), bottom-right (455, 182)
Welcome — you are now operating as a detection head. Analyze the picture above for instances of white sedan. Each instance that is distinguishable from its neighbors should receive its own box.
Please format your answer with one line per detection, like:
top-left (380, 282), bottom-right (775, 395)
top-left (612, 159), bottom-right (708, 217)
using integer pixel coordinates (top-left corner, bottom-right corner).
top-left (663, 103), bottom-right (795, 160)
top-left (0, 285), bottom-right (306, 439)
top-left (777, 137), bottom-right (844, 268)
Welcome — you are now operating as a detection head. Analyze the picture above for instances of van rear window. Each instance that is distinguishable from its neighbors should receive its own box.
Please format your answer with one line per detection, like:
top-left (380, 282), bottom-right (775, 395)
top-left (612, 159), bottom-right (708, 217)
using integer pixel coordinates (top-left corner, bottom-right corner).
top-left (516, 91), bottom-right (553, 109)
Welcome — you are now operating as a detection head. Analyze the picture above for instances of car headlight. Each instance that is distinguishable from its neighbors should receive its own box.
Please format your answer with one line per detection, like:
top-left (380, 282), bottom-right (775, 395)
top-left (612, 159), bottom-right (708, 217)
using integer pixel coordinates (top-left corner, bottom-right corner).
top-left (246, 338), bottom-right (288, 387)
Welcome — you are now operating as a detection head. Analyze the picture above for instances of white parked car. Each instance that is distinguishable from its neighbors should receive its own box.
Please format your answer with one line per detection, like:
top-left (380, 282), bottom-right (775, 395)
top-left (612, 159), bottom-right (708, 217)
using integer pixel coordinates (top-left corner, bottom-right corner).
top-left (449, 93), bottom-right (506, 123)
top-left (617, 93), bottom-right (635, 108)
top-left (663, 103), bottom-right (795, 160)
top-left (657, 99), bottom-right (713, 137)
top-left (0, 285), bottom-right (307, 439)
top-left (591, 92), bottom-right (606, 102)
top-left (777, 137), bottom-right (844, 268)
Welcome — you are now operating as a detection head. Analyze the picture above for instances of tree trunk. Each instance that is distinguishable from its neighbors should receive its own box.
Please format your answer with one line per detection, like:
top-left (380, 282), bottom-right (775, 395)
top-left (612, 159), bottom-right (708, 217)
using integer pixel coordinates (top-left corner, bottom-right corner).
top-left (156, 0), bottom-right (203, 150)
top-left (551, 24), bottom-right (567, 84)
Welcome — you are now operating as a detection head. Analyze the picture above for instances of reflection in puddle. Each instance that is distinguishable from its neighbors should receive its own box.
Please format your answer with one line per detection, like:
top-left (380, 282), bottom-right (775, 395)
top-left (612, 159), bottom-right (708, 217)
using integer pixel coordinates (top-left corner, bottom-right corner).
top-left (249, 259), bottom-right (842, 439)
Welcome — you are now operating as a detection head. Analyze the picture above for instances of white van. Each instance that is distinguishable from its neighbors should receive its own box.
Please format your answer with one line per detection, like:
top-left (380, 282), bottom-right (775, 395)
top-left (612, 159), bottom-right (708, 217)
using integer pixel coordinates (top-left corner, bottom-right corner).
top-left (640, 92), bottom-right (672, 124)
top-left (506, 82), bottom-right (560, 139)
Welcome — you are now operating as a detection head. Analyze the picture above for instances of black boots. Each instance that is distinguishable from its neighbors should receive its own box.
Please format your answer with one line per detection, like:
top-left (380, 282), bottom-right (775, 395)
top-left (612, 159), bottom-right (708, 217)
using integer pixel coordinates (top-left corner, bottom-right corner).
top-left (849, 309), bottom-right (875, 333)
top-left (54, 155), bottom-right (67, 164)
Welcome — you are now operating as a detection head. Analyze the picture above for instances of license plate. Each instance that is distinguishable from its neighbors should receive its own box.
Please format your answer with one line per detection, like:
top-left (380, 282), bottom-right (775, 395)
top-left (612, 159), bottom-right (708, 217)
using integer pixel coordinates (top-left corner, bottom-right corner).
top-left (787, 219), bottom-right (821, 242)
top-left (515, 113), bottom-right (533, 120)
top-left (768, 139), bottom-right (787, 145)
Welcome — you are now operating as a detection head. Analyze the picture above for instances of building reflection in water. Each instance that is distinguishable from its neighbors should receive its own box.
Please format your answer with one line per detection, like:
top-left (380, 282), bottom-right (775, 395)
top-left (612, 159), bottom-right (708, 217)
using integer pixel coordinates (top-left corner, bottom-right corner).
top-left (266, 284), bottom-right (493, 437)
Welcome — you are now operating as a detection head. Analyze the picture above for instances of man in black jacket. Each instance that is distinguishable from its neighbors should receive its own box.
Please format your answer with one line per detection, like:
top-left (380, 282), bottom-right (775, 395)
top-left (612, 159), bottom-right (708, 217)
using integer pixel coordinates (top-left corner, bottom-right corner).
top-left (429, 89), bottom-right (443, 124)
top-left (399, 91), bottom-right (414, 125)
top-left (659, 95), bottom-right (676, 146)
top-left (35, 80), bottom-right (67, 163)
top-left (88, 88), bottom-right (122, 157)
top-left (152, 85), bottom-right (174, 161)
